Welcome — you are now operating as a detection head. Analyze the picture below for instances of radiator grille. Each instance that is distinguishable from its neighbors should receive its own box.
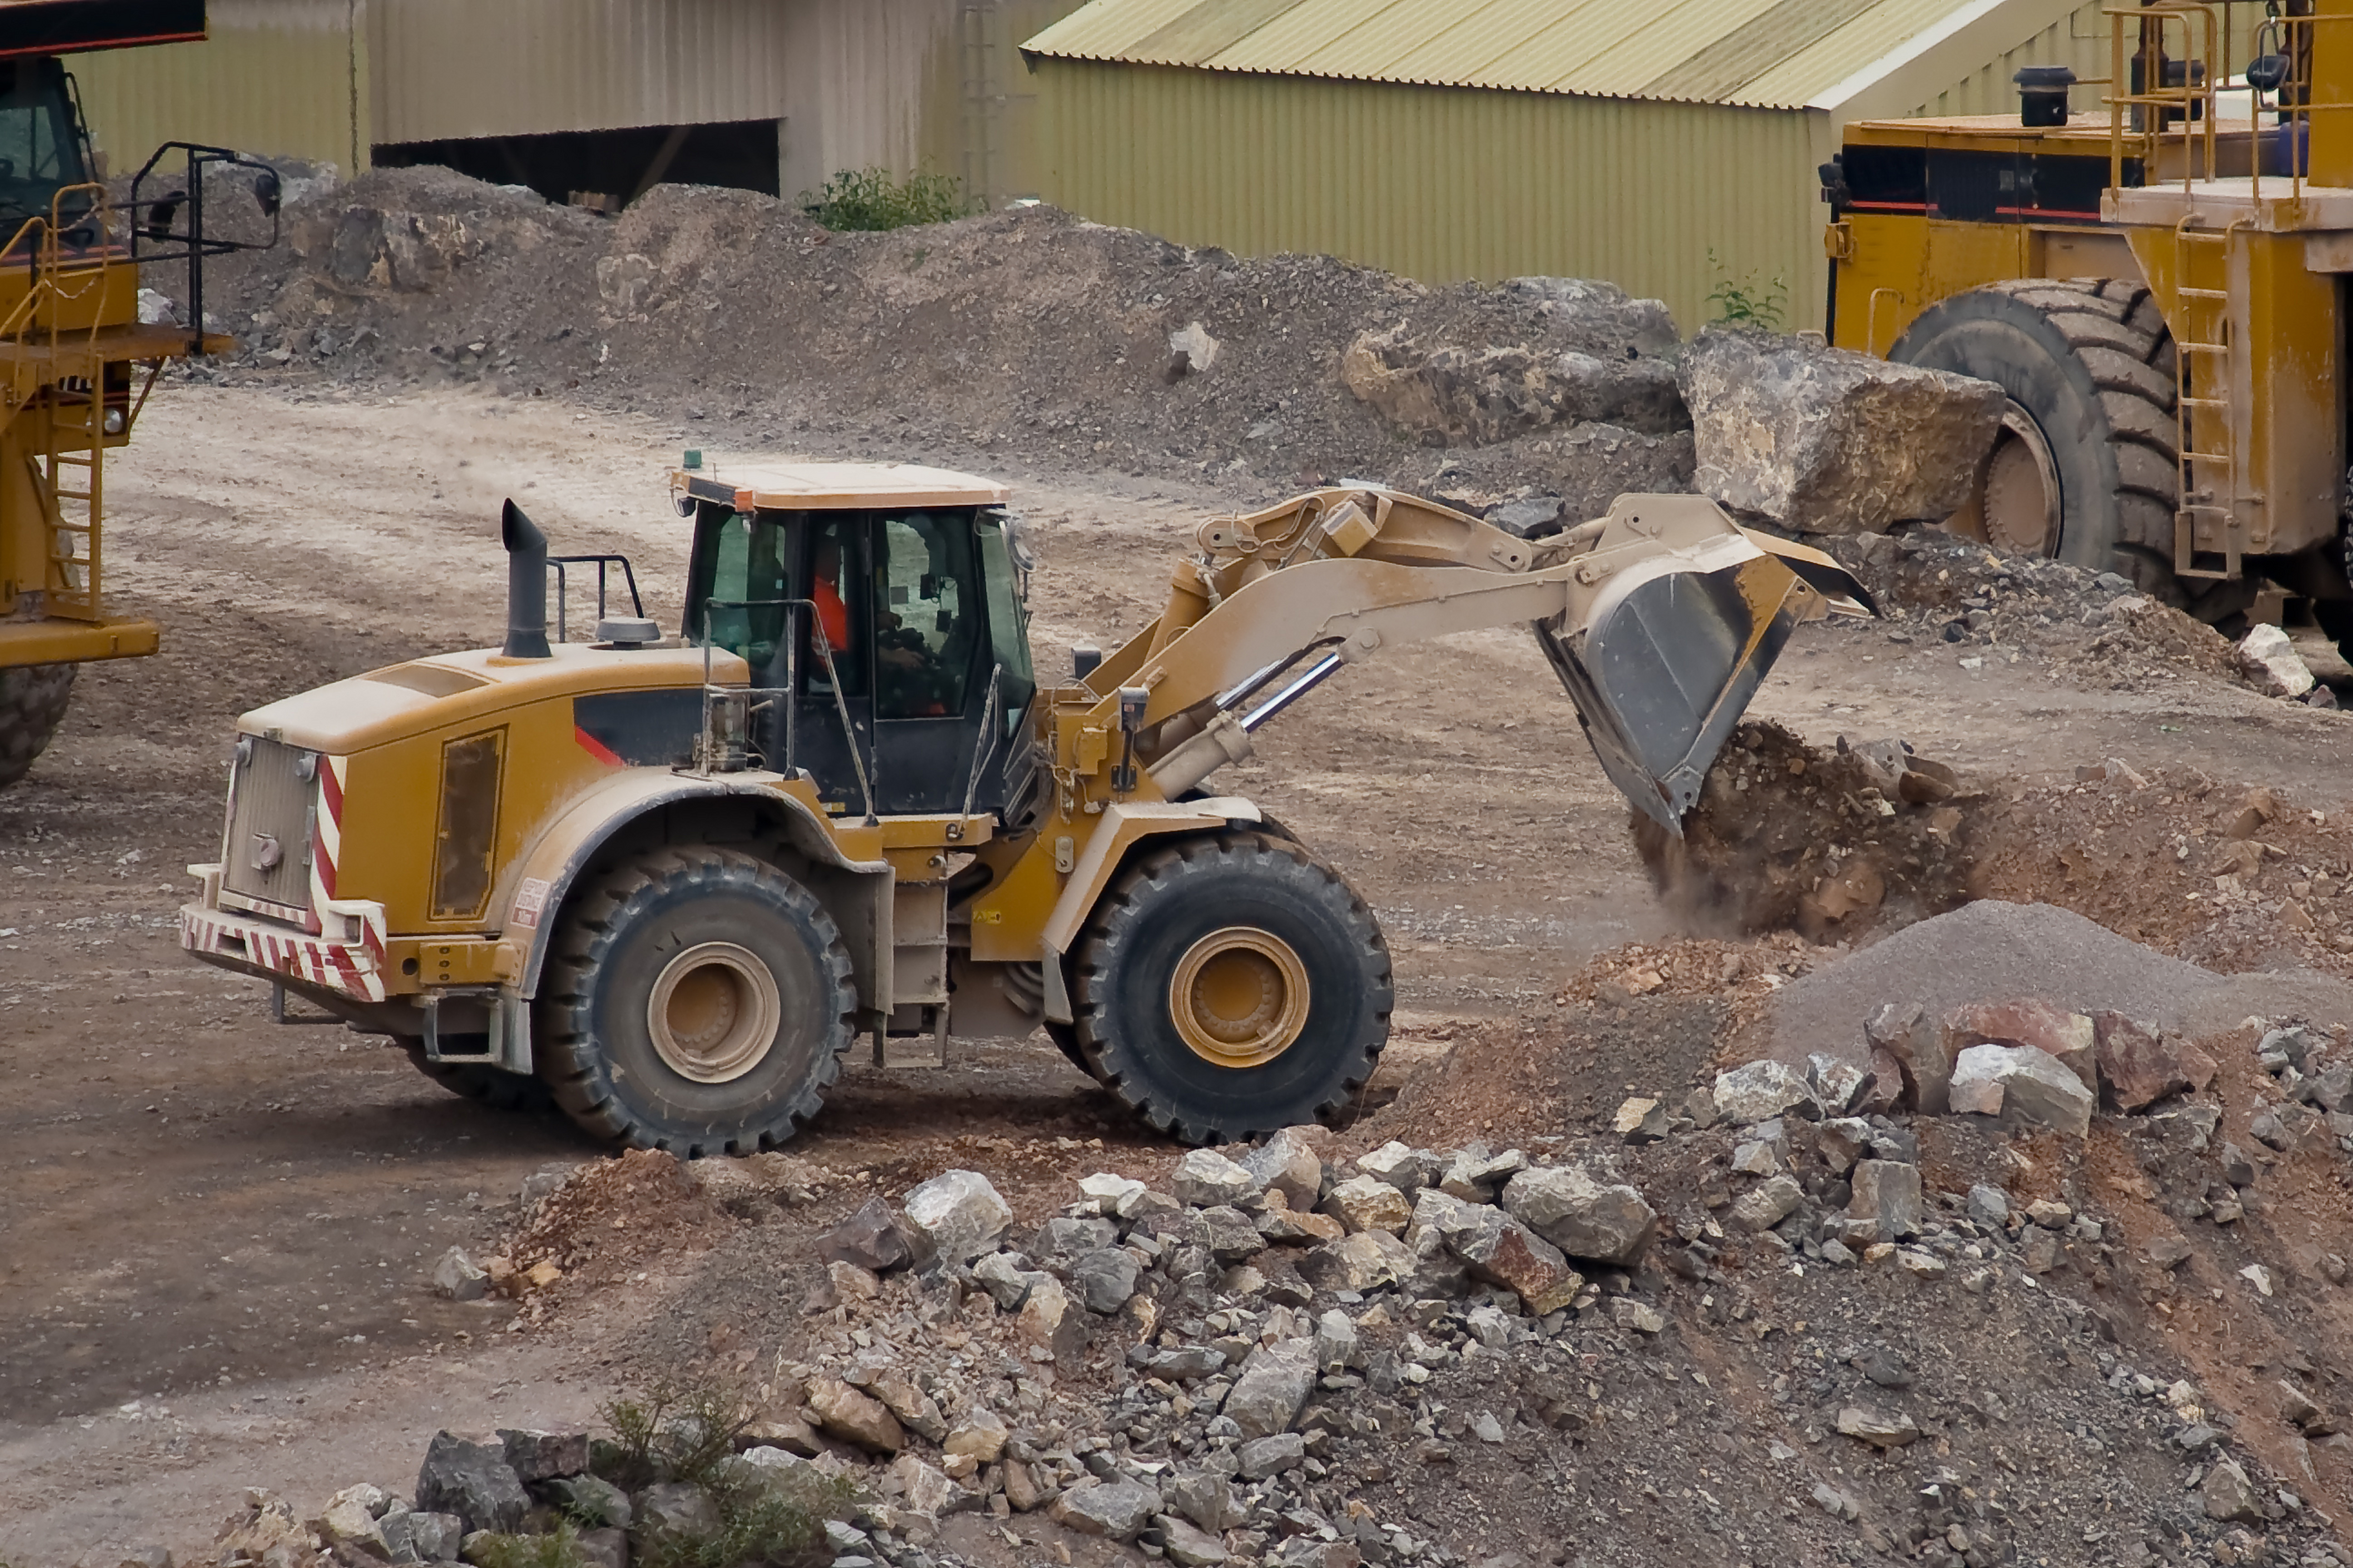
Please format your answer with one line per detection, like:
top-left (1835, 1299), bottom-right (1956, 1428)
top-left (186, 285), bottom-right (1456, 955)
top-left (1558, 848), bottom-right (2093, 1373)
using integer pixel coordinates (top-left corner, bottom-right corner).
top-left (220, 737), bottom-right (314, 909)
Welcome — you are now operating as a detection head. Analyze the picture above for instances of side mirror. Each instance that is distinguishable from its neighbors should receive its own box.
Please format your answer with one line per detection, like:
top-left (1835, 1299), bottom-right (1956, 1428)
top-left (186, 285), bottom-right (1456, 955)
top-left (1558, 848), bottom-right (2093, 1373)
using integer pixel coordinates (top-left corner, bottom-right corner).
top-left (1072, 643), bottom-right (1102, 680)
top-left (252, 168), bottom-right (282, 218)
top-left (143, 191), bottom-right (183, 242)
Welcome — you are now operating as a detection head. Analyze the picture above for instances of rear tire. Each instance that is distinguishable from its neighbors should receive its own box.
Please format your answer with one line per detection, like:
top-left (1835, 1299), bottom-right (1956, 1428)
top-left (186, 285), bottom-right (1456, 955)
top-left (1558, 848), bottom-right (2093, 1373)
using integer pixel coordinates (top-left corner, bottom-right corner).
top-left (1072, 831), bottom-right (1391, 1144)
top-left (0, 662), bottom-right (76, 788)
top-left (1890, 279), bottom-right (2224, 610)
top-left (537, 846), bottom-right (855, 1155)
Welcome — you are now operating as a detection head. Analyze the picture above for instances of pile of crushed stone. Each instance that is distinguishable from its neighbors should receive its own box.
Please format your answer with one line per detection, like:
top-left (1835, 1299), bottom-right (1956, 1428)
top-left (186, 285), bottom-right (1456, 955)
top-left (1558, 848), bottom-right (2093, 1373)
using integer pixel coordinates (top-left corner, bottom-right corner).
top-left (155, 165), bottom-right (1692, 517)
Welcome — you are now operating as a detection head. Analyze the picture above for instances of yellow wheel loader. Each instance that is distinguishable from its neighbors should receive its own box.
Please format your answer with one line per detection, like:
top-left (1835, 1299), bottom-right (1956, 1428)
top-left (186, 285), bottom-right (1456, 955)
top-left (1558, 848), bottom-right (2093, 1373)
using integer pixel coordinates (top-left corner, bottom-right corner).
top-left (0, 4), bottom-right (282, 788)
top-left (1823, 0), bottom-right (2353, 642)
top-left (180, 461), bottom-right (1870, 1150)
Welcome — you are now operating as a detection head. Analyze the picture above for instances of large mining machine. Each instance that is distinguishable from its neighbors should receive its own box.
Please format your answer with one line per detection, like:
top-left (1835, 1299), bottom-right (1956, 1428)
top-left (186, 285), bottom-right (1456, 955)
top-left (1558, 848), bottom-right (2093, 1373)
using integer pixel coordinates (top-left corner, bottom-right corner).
top-left (1823, 0), bottom-right (2353, 646)
top-left (0, 0), bottom-right (281, 787)
top-left (179, 459), bottom-right (1873, 1151)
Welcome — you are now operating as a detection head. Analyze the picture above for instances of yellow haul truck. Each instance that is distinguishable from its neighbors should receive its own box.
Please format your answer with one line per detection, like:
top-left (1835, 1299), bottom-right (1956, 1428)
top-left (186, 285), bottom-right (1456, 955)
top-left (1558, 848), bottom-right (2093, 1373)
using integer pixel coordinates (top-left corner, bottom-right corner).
top-left (1823, 0), bottom-right (2353, 644)
top-left (0, 0), bottom-right (282, 786)
top-left (180, 462), bottom-right (1872, 1151)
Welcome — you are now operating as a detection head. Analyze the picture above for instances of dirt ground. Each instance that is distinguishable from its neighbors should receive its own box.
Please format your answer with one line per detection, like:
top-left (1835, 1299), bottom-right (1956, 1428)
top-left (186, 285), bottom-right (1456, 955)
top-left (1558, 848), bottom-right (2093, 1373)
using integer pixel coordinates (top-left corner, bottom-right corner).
top-left (11, 380), bottom-right (2353, 1563)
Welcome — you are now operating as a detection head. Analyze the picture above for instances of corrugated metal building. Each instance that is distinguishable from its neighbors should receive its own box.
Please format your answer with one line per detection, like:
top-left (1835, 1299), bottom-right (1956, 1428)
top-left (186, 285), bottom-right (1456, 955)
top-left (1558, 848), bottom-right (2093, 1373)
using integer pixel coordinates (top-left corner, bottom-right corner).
top-left (1022, 0), bottom-right (2122, 330)
top-left (64, 0), bottom-right (1085, 208)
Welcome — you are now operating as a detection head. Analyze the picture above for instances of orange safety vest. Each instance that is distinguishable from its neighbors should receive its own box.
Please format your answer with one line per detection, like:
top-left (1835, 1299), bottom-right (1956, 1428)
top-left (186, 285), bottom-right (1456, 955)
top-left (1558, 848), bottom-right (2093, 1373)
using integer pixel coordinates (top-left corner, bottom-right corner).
top-left (812, 576), bottom-right (849, 652)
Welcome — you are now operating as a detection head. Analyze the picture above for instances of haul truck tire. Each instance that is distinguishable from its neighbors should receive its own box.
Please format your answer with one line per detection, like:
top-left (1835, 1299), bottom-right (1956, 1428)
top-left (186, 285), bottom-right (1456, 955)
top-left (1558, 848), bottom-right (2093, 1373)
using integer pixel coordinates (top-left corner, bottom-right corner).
top-left (1043, 1019), bottom-right (1097, 1079)
top-left (538, 845), bottom-right (855, 1156)
top-left (0, 661), bottom-right (76, 788)
top-left (1072, 830), bottom-right (1391, 1145)
top-left (1890, 279), bottom-right (2204, 608)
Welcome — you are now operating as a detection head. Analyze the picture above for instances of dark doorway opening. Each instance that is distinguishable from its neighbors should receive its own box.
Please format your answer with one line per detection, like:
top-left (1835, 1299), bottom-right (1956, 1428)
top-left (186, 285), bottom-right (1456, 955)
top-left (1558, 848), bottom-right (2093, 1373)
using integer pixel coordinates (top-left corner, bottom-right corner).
top-left (372, 118), bottom-right (780, 209)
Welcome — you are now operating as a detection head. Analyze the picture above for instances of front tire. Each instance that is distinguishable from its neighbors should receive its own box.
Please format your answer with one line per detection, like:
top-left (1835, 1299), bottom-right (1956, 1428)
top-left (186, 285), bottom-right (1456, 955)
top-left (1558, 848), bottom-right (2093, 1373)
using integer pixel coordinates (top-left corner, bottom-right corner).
top-left (0, 662), bottom-right (76, 788)
top-left (1072, 831), bottom-right (1391, 1144)
top-left (537, 846), bottom-right (855, 1155)
top-left (402, 1045), bottom-right (555, 1112)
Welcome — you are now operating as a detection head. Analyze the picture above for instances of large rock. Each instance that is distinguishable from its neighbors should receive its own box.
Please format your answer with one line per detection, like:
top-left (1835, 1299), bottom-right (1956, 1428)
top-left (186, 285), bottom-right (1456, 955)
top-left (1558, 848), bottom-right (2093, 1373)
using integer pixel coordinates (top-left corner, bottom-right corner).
top-left (1051, 1479), bottom-right (1162, 1540)
top-left (415, 1431), bottom-right (529, 1534)
top-left (1164, 1467), bottom-right (1247, 1532)
top-left (1437, 1205), bottom-right (1583, 1313)
top-left (1500, 1165), bottom-right (1659, 1266)
top-left (1729, 1175), bottom-right (1804, 1233)
top-left (430, 1246), bottom-right (489, 1302)
top-left (974, 1250), bottom-right (1043, 1311)
top-left (312, 1486), bottom-right (391, 1558)
top-left (1945, 999), bottom-right (2096, 1090)
top-left (1342, 295), bottom-right (1685, 447)
top-left (1159, 1514), bottom-right (1232, 1567)
top-left (899, 1170), bottom-right (1011, 1264)
top-left (1191, 1204), bottom-right (1269, 1262)
top-left (1073, 1247), bottom-right (1142, 1314)
top-left (1356, 1140), bottom-right (1433, 1194)
top-left (497, 1428), bottom-right (587, 1483)
top-left (1173, 1148), bottom-right (1262, 1208)
top-left (1679, 325), bottom-right (2003, 534)
top-left (1240, 1127), bottom-right (1326, 1210)
top-left (381, 1510), bottom-right (464, 1563)
top-left (1949, 1043), bottom-right (2096, 1135)
top-left (804, 1375), bottom-right (905, 1453)
top-left (2093, 1011), bottom-right (2214, 1110)
top-left (1223, 1339), bottom-right (1318, 1437)
top-left (819, 1195), bottom-right (924, 1273)
top-left (1296, 1229), bottom-right (1412, 1292)
top-left (2202, 1456), bottom-right (2262, 1522)
top-left (1018, 1276), bottom-right (1090, 1359)
top-left (1324, 1174), bottom-right (1414, 1235)
top-left (2239, 623), bottom-right (2317, 698)
top-left (1846, 1160), bottom-right (1923, 1243)
top-left (1867, 1001), bottom-right (1952, 1114)
top-left (1713, 1059), bottom-right (1818, 1124)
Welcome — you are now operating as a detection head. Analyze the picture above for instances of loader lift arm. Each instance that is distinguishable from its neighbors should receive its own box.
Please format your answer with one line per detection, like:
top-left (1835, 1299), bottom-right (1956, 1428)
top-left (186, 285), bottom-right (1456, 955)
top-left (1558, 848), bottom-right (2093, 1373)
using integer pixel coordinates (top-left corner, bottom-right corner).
top-left (1069, 486), bottom-right (1874, 830)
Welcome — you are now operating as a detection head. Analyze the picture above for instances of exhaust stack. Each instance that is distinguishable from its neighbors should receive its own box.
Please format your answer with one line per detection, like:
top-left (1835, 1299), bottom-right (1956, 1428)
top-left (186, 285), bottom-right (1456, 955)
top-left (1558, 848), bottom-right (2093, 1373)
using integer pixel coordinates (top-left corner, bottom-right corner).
top-left (500, 499), bottom-right (552, 659)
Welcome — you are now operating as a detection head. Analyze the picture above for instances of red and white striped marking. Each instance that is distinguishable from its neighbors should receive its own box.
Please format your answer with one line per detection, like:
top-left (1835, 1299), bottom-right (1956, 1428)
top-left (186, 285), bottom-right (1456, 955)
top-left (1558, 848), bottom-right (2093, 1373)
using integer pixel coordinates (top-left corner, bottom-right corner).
top-left (310, 753), bottom-right (347, 909)
top-left (181, 902), bottom-right (386, 1002)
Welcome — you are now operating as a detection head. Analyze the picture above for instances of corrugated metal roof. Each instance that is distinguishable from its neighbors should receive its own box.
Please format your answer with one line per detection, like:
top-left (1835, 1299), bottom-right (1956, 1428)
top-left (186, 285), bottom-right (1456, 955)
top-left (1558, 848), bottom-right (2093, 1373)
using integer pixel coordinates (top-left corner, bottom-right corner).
top-left (1023, 0), bottom-right (2013, 108)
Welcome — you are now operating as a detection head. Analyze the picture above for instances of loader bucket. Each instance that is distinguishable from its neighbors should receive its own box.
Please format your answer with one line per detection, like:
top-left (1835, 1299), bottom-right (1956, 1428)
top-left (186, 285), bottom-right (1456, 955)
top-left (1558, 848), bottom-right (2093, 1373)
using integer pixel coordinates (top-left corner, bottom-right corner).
top-left (1537, 536), bottom-right (1874, 833)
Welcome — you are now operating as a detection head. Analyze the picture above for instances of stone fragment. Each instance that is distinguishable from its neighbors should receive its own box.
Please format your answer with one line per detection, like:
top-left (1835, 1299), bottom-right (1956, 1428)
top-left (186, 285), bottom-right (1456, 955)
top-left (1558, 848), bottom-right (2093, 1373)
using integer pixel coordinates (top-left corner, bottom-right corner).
top-left (1498, 1166), bottom-right (1658, 1266)
top-left (1947, 999), bottom-right (2096, 1090)
top-left (1050, 1478), bottom-right (1162, 1540)
top-left (1241, 1127), bottom-right (1327, 1210)
top-left (1835, 1405), bottom-right (1922, 1448)
top-left (1325, 1174), bottom-right (1414, 1235)
top-left (1730, 1139), bottom-right (1781, 1177)
top-left (1356, 1141), bottom-right (1432, 1194)
top-left (1439, 1206), bottom-right (1584, 1314)
top-left (1867, 1000), bottom-right (1952, 1114)
top-left (1159, 1514), bottom-right (1232, 1568)
top-left (2202, 1456), bottom-right (2263, 1522)
top-left (1611, 1298), bottom-right (1666, 1334)
top-left (869, 1373), bottom-right (947, 1444)
top-left (889, 1453), bottom-right (961, 1517)
top-left (1001, 1458), bottom-right (1051, 1513)
top-left (632, 1482), bottom-right (721, 1556)
top-left (1174, 1148), bottom-right (1263, 1208)
top-left (1164, 1468), bottom-right (1248, 1532)
top-left (1965, 1184), bottom-right (2010, 1230)
top-left (2021, 1229), bottom-right (2065, 1273)
top-left (1078, 1171), bottom-right (1148, 1216)
top-left (1729, 1175), bottom-right (1804, 1233)
top-left (1032, 1215), bottom-right (1120, 1261)
top-left (1816, 1117), bottom-right (1872, 1174)
top-left (1342, 314), bottom-right (1686, 447)
top-left (1168, 320), bottom-right (1220, 376)
top-left (2241, 1262), bottom-right (2276, 1297)
top-left (819, 1195), bottom-right (923, 1273)
top-left (2147, 1230), bottom-right (2195, 1269)
top-left (1807, 1054), bottom-right (1866, 1116)
top-left (1679, 324), bottom-right (2002, 533)
top-left (1193, 1204), bottom-right (1269, 1262)
top-left (2024, 1199), bottom-right (2071, 1228)
top-left (381, 1510), bottom-right (464, 1563)
top-left (1073, 1246), bottom-right (1143, 1314)
top-left (1713, 1058), bottom-right (1818, 1124)
top-left (1256, 1194), bottom-right (1345, 1243)
top-left (1438, 1144), bottom-right (1528, 1201)
top-left (973, 1251), bottom-right (1042, 1311)
top-left (1847, 1160), bottom-right (1923, 1243)
top-left (1223, 1338), bottom-right (1318, 1437)
top-left (1239, 1431), bottom-right (1308, 1479)
top-left (826, 1259), bottom-right (880, 1300)
top-left (942, 1409), bottom-right (1009, 1463)
top-left (430, 1247), bottom-right (489, 1302)
top-left (1896, 1248), bottom-right (1946, 1279)
top-left (1297, 1229), bottom-right (1413, 1292)
top-left (415, 1432), bottom-right (529, 1534)
top-left (1315, 1307), bottom-right (1360, 1372)
top-left (2240, 624), bottom-right (2317, 698)
top-left (1811, 1482), bottom-right (1863, 1521)
top-left (2091, 1012), bottom-right (2199, 1111)
top-left (1949, 1043), bottom-right (2094, 1135)
top-left (900, 1170), bottom-right (1012, 1264)
top-left (1018, 1276), bottom-right (1089, 1359)
top-left (496, 1428), bottom-right (586, 1484)
top-left (313, 1486), bottom-right (391, 1558)
top-left (543, 1474), bottom-right (630, 1529)
top-left (1612, 1096), bottom-right (1669, 1143)
top-left (804, 1375), bottom-right (905, 1453)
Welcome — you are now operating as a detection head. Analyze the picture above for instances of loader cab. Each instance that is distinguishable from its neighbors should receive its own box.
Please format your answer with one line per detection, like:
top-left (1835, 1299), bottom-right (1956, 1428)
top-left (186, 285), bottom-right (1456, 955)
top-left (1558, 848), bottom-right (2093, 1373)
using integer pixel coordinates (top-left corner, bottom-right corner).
top-left (676, 461), bottom-right (1037, 819)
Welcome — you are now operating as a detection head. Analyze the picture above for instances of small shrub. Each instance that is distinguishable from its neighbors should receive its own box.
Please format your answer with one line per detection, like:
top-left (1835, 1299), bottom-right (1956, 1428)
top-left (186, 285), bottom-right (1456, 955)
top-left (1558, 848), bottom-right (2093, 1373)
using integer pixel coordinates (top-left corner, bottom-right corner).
top-left (637, 1471), bottom-right (860, 1568)
top-left (1705, 248), bottom-right (1789, 330)
top-left (798, 167), bottom-right (975, 232)
top-left (464, 1524), bottom-right (587, 1568)
top-left (598, 1378), bottom-right (755, 1491)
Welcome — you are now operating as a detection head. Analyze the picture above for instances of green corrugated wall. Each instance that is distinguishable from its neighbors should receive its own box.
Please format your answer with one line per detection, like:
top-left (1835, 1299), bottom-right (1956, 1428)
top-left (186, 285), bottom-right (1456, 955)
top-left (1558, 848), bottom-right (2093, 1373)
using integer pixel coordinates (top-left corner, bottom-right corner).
top-left (1030, 58), bottom-right (1829, 335)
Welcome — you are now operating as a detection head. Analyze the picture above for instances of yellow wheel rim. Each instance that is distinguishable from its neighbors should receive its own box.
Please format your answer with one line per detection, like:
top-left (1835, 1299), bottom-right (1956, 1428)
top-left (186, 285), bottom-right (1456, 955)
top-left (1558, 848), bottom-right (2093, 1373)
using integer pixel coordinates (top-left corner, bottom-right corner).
top-left (647, 941), bottom-right (781, 1084)
top-left (1168, 927), bottom-right (1310, 1069)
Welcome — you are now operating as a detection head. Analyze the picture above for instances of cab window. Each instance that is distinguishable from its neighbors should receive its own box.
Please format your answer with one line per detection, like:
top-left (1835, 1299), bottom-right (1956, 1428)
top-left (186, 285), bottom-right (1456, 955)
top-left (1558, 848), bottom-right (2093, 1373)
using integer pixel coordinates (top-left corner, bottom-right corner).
top-left (687, 508), bottom-right (788, 671)
top-left (977, 513), bottom-right (1035, 735)
top-left (873, 511), bottom-right (979, 719)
